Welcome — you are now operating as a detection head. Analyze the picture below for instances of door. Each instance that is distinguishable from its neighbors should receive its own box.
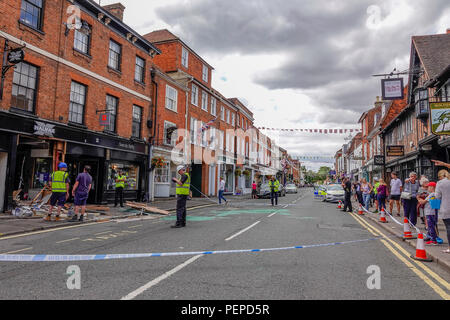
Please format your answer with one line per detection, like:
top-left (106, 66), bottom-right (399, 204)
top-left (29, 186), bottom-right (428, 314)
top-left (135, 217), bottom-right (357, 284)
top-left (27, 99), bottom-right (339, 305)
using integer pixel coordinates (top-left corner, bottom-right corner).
top-left (208, 165), bottom-right (216, 196)
top-left (190, 164), bottom-right (202, 197)
top-left (66, 156), bottom-right (100, 204)
top-left (0, 152), bottom-right (7, 212)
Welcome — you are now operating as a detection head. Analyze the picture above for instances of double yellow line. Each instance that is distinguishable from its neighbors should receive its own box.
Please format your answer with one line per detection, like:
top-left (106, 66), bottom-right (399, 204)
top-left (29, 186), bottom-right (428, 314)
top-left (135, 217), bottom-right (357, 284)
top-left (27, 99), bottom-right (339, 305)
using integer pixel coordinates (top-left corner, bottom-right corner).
top-left (348, 211), bottom-right (450, 300)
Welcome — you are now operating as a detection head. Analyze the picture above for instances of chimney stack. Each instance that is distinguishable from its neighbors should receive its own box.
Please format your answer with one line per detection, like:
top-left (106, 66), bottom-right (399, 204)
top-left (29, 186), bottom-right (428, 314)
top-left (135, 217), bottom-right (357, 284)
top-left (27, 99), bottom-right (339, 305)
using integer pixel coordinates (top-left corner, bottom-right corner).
top-left (102, 3), bottom-right (125, 21)
top-left (447, 28), bottom-right (450, 34)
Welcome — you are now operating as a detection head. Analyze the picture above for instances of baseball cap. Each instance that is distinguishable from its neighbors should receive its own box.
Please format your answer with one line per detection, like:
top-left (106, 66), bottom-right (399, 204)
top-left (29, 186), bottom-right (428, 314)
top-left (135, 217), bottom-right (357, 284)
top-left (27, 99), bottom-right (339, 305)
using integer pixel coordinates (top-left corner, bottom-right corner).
top-left (427, 182), bottom-right (437, 187)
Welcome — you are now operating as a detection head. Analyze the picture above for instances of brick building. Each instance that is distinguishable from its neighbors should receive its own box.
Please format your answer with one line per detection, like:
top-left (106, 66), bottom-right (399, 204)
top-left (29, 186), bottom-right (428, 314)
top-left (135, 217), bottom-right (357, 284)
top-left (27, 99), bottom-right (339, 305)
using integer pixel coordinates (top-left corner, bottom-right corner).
top-left (0, 0), bottom-right (161, 211)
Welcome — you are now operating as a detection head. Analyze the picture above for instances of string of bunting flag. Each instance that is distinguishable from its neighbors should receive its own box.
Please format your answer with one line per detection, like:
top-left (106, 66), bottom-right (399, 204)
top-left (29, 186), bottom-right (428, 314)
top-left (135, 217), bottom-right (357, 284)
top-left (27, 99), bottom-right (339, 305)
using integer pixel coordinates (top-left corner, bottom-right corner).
top-left (257, 128), bottom-right (361, 134)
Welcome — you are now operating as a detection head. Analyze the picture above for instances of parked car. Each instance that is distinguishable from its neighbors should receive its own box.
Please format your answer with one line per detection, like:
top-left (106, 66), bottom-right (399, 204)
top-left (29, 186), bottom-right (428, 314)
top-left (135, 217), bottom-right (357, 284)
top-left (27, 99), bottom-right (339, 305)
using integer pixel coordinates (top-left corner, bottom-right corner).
top-left (257, 183), bottom-right (286, 198)
top-left (323, 184), bottom-right (345, 203)
top-left (285, 183), bottom-right (298, 194)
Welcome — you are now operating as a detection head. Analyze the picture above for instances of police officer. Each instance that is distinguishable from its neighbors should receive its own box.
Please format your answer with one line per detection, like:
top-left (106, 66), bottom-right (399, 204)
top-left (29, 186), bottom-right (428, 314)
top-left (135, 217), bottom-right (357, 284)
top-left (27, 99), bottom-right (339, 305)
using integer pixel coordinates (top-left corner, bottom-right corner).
top-left (341, 177), bottom-right (353, 213)
top-left (114, 169), bottom-right (126, 207)
top-left (269, 176), bottom-right (280, 206)
top-left (45, 162), bottom-right (70, 221)
top-left (171, 165), bottom-right (190, 228)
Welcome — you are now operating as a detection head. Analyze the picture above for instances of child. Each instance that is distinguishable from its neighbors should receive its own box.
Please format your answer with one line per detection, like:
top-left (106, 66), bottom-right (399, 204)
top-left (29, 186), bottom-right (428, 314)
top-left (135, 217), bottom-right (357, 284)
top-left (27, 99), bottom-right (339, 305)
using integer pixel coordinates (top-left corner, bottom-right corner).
top-left (418, 182), bottom-right (439, 245)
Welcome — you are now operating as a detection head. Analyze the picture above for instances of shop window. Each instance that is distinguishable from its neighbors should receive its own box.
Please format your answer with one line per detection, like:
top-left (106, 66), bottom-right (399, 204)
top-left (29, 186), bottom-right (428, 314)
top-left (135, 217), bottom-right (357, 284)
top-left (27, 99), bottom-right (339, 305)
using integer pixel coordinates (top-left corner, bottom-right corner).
top-left (107, 163), bottom-right (139, 190)
top-left (11, 62), bottom-right (38, 113)
top-left (32, 158), bottom-right (51, 189)
top-left (154, 161), bottom-right (170, 183)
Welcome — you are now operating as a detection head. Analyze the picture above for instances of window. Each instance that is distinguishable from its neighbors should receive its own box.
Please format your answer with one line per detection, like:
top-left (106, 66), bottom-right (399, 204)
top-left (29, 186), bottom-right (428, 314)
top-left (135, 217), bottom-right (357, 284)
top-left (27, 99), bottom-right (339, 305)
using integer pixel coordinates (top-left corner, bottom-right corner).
top-left (108, 163), bottom-right (139, 190)
top-left (181, 47), bottom-right (189, 68)
top-left (209, 127), bottom-right (216, 149)
top-left (201, 91), bottom-right (208, 111)
top-left (11, 62), bottom-right (38, 113)
top-left (218, 130), bottom-right (224, 150)
top-left (227, 110), bottom-right (230, 124)
top-left (164, 121), bottom-right (177, 146)
top-left (74, 27), bottom-right (91, 55)
top-left (135, 56), bottom-right (145, 83)
top-left (154, 161), bottom-right (170, 183)
top-left (202, 65), bottom-right (208, 82)
top-left (20, 0), bottom-right (43, 30)
top-left (191, 84), bottom-right (198, 106)
top-left (406, 114), bottom-right (413, 134)
top-left (69, 81), bottom-right (86, 124)
top-left (220, 106), bottom-right (225, 121)
top-left (108, 40), bottom-right (122, 71)
top-left (200, 121), bottom-right (207, 147)
top-left (132, 105), bottom-right (142, 138)
top-left (231, 113), bottom-right (235, 126)
top-left (105, 95), bottom-right (118, 132)
top-left (190, 117), bottom-right (199, 145)
top-left (165, 85), bottom-right (178, 112)
top-left (241, 117), bottom-right (244, 128)
top-left (210, 97), bottom-right (217, 116)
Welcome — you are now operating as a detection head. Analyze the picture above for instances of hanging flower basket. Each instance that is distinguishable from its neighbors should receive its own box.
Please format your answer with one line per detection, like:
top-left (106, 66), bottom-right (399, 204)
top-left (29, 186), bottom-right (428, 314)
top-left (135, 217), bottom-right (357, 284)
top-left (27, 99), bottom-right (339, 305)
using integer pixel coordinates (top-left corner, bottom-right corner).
top-left (151, 156), bottom-right (165, 169)
top-left (235, 168), bottom-right (242, 176)
top-left (243, 169), bottom-right (251, 177)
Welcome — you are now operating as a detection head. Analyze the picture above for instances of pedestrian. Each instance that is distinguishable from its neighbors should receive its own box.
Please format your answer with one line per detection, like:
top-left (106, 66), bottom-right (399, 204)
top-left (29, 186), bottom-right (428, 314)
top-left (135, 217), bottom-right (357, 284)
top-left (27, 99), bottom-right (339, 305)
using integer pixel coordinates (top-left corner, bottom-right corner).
top-left (269, 176), bottom-right (280, 206)
top-left (389, 172), bottom-right (403, 216)
top-left (252, 180), bottom-right (257, 199)
top-left (371, 178), bottom-right (380, 213)
top-left (45, 162), bottom-right (70, 221)
top-left (69, 165), bottom-right (92, 222)
top-left (361, 178), bottom-right (372, 210)
top-left (114, 169), bottom-right (126, 208)
top-left (402, 172), bottom-right (420, 226)
top-left (418, 181), bottom-right (439, 245)
top-left (435, 169), bottom-right (450, 254)
top-left (417, 177), bottom-right (430, 226)
top-left (377, 178), bottom-right (388, 212)
top-left (171, 165), bottom-right (190, 228)
top-left (341, 177), bottom-right (353, 212)
top-left (218, 177), bottom-right (228, 204)
top-left (354, 180), bottom-right (363, 206)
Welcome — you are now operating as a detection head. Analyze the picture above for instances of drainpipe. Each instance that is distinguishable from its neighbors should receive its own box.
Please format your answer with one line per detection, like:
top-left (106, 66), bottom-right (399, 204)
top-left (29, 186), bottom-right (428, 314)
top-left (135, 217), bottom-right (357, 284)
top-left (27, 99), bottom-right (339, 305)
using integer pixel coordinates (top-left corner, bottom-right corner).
top-left (147, 68), bottom-right (158, 203)
top-left (184, 76), bottom-right (194, 166)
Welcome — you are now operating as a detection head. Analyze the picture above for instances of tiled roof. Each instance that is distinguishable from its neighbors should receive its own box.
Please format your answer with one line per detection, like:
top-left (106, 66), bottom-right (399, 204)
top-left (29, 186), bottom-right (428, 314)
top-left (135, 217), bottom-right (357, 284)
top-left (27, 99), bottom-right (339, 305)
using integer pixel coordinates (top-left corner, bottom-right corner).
top-left (413, 33), bottom-right (450, 79)
top-left (143, 29), bottom-right (179, 43)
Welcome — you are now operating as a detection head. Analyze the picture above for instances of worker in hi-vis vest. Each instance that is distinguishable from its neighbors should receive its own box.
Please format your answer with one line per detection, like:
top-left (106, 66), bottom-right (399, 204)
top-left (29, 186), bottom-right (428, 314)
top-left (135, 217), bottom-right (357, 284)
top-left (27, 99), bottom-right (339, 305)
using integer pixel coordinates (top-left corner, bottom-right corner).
top-left (171, 165), bottom-right (190, 228)
top-left (114, 169), bottom-right (127, 208)
top-left (269, 176), bottom-right (280, 206)
top-left (45, 162), bottom-right (70, 221)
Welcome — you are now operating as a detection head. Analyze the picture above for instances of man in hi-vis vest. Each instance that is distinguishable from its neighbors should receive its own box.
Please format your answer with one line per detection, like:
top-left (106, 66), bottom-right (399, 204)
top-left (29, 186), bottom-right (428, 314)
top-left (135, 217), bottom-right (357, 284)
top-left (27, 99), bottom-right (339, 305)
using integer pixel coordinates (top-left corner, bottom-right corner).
top-left (45, 162), bottom-right (70, 221)
top-left (114, 169), bottom-right (126, 208)
top-left (171, 165), bottom-right (190, 228)
top-left (269, 176), bottom-right (280, 206)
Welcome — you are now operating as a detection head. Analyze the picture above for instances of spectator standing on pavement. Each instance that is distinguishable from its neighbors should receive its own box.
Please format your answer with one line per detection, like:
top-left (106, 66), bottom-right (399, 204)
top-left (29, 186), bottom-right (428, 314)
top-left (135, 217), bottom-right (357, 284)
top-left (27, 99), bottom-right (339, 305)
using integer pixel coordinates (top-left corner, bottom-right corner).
top-left (341, 177), bottom-right (353, 213)
top-left (418, 181), bottom-right (439, 245)
top-left (354, 180), bottom-right (363, 205)
top-left (372, 177), bottom-right (380, 213)
top-left (171, 165), bottom-right (190, 228)
top-left (361, 178), bottom-right (372, 210)
top-left (377, 178), bottom-right (388, 212)
top-left (389, 172), bottom-right (403, 216)
top-left (435, 169), bottom-right (450, 254)
top-left (70, 165), bottom-right (92, 222)
top-left (45, 162), bottom-right (70, 222)
top-left (218, 177), bottom-right (228, 205)
top-left (252, 181), bottom-right (257, 199)
top-left (417, 177), bottom-right (430, 226)
top-left (114, 169), bottom-right (126, 208)
top-left (402, 172), bottom-right (420, 226)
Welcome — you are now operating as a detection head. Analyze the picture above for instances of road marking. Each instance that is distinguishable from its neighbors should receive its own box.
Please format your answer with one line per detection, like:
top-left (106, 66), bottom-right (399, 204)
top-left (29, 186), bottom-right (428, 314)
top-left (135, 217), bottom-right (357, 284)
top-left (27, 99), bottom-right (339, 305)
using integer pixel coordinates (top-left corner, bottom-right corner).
top-left (56, 237), bottom-right (79, 244)
top-left (352, 211), bottom-right (450, 291)
top-left (121, 255), bottom-right (202, 300)
top-left (128, 225), bottom-right (142, 229)
top-left (225, 221), bottom-right (261, 241)
top-left (95, 231), bottom-right (113, 235)
top-left (349, 212), bottom-right (449, 300)
top-left (0, 247), bottom-right (33, 254)
top-left (82, 238), bottom-right (103, 242)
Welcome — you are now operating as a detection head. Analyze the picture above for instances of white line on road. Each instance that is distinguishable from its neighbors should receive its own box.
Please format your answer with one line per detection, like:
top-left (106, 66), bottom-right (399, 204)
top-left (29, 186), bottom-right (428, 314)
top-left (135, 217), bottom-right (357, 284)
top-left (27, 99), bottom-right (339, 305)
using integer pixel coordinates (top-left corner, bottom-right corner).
top-left (225, 221), bottom-right (261, 241)
top-left (56, 237), bottom-right (80, 244)
top-left (121, 255), bottom-right (202, 300)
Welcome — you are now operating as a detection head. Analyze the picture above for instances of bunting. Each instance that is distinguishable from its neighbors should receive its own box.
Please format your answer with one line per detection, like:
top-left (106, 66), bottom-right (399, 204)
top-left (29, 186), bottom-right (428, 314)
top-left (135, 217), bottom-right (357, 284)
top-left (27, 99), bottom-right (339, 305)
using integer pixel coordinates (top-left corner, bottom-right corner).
top-left (257, 127), bottom-right (361, 134)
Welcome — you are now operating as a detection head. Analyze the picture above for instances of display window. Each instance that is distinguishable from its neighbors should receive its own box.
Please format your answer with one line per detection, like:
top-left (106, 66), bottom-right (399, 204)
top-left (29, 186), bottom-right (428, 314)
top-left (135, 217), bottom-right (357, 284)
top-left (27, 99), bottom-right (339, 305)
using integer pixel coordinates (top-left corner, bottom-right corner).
top-left (154, 161), bottom-right (170, 183)
top-left (108, 162), bottom-right (139, 190)
top-left (32, 158), bottom-right (52, 189)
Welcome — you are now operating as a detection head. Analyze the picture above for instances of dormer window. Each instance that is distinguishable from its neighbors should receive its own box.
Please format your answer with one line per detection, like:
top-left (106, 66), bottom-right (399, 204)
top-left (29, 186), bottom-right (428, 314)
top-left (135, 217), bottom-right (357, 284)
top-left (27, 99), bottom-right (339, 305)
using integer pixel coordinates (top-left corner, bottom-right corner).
top-left (202, 65), bottom-right (208, 82)
top-left (414, 87), bottom-right (429, 119)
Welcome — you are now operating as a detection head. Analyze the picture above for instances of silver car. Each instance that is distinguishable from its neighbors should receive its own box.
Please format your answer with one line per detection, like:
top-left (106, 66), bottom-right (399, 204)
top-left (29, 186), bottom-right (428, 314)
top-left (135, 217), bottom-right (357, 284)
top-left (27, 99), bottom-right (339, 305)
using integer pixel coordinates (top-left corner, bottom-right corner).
top-left (285, 183), bottom-right (298, 194)
top-left (323, 184), bottom-right (345, 202)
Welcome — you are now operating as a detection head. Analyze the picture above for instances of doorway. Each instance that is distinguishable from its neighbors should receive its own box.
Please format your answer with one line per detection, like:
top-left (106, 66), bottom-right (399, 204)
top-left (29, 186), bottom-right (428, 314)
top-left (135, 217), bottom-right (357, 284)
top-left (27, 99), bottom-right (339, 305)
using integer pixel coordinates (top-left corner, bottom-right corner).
top-left (0, 152), bottom-right (7, 212)
top-left (190, 164), bottom-right (202, 197)
top-left (66, 157), bottom-right (100, 204)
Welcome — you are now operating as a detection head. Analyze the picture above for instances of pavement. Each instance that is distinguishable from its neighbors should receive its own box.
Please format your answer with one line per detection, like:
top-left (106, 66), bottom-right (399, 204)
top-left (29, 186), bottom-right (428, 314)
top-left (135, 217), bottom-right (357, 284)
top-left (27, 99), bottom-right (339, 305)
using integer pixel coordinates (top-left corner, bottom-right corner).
top-left (349, 198), bottom-right (450, 273)
top-left (0, 189), bottom-right (448, 300)
top-left (0, 194), bottom-right (252, 238)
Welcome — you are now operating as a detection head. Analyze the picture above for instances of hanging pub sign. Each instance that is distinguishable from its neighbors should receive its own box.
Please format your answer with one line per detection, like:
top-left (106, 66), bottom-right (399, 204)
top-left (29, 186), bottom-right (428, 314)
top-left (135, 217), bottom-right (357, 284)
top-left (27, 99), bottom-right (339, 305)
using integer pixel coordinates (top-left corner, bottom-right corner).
top-left (99, 113), bottom-right (110, 126)
top-left (430, 102), bottom-right (450, 136)
top-left (381, 78), bottom-right (404, 100)
top-left (386, 145), bottom-right (404, 157)
top-left (7, 48), bottom-right (25, 65)
top-left (374, 155), bottom-right (385, 166)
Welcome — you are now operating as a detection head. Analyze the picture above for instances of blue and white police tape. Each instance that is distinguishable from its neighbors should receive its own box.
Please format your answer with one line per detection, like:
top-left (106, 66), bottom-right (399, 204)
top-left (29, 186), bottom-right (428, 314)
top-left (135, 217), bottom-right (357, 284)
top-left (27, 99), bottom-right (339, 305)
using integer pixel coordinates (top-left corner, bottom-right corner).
top-left (358, 206), bottom-right (421, 234)
top-left (0, 236), bottom-right (393, 262)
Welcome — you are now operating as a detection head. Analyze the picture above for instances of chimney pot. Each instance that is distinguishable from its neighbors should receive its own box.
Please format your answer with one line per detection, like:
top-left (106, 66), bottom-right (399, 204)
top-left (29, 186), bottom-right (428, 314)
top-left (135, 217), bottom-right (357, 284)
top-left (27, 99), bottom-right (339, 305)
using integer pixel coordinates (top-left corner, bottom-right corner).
top-left (102, 3), bottom-right (125, 21)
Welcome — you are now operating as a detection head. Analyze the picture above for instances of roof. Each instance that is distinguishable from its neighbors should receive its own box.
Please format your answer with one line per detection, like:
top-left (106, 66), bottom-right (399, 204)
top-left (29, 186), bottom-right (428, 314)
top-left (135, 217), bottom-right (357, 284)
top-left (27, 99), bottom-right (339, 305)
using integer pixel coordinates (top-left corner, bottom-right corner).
top-left (412, 33), bottom-right (450, 79)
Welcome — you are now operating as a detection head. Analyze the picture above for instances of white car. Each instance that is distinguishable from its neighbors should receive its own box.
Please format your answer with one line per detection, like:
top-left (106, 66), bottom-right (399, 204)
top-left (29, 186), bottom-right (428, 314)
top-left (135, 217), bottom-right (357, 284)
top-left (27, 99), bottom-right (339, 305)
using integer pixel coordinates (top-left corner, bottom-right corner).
top-left (285, 183), bottom-right (298, 194)
top-left (323, 184), bottom-right (345, 202)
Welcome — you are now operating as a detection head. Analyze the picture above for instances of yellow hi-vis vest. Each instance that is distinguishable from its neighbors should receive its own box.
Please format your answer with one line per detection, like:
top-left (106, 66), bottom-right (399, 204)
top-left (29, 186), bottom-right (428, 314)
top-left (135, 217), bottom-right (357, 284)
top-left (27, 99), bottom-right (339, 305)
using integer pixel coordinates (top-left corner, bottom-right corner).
top-left (269, 180), bottom-right (280, 192)
top-left (176, 173), bottom-right (190, 196)
top-left (116, 175), bottom-right (126, 188)
top-left (51, 171), bottom-right (68, 193)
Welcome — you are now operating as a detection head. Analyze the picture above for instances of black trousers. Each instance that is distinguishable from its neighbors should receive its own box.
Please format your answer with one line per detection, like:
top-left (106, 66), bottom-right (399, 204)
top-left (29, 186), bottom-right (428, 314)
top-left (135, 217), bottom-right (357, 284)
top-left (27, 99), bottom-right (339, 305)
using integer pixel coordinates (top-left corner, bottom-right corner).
top-left (115, 187), bottom-right (124, 207)
top-left (343, 193), bottom-right (352, 212)
top-left (176, 195), bottom-right (187, 225)
top-left (270, 191), bottom-right (278, 206)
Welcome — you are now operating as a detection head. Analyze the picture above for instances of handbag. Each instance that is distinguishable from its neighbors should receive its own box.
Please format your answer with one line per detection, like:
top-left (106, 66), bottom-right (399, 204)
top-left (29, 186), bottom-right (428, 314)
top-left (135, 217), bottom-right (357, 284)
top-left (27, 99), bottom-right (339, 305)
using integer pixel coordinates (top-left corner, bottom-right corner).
top-left (400, 182), bottom-right (412, 200)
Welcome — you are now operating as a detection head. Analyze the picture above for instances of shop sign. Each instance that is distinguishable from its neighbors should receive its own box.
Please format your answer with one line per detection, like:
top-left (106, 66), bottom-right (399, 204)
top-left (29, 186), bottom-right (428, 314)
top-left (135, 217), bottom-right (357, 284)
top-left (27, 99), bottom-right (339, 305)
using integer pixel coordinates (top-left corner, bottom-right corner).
top-left (430, 102), bottom-right (450, 136)
top-left (386, 145), bottom-right (404, 157)
top-left (7, 48), bottom-right (24, 64)
top-left (381, 78), bottom-right (404, 100)
top-left (118, 142), bottom-right (135, 151)
top-left (33, 121), bottom-right (55, 137)
top-left (374, 155), bottom-right (385, 165)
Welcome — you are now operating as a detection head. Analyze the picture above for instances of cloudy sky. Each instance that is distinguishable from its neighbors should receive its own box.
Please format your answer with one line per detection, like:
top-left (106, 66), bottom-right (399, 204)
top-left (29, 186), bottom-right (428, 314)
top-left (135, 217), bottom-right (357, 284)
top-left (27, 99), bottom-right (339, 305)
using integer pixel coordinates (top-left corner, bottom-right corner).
top-left (99, 0), bottom-right (449, 170)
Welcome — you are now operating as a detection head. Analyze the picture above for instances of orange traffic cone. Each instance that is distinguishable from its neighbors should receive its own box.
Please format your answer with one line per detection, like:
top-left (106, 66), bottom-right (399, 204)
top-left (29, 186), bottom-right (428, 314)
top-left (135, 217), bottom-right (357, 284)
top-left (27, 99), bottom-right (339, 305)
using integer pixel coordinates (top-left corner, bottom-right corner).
top-left (410, 233), bottom-right (433, 262)
top-left (402, 218), bottom-right (416, 240)
top-left (358, 204), bottom-right (364, 215)
top-left (379, 208), bottom-right (388, 223)
top-left (337, 201), bottom-right (342, 209)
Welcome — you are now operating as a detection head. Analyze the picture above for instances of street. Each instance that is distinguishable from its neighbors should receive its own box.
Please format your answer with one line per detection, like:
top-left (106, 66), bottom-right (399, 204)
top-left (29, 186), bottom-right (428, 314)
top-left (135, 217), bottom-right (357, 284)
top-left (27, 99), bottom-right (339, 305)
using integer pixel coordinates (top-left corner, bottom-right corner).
top-left (0, 189), bottom-right (448, 300)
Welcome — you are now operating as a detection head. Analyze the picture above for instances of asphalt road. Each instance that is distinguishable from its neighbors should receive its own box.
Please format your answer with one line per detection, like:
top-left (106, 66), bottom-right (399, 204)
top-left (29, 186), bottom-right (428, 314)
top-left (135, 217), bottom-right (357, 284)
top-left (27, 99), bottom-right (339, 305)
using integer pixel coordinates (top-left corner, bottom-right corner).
top-left (0, 188), bottom-right (448, 300)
